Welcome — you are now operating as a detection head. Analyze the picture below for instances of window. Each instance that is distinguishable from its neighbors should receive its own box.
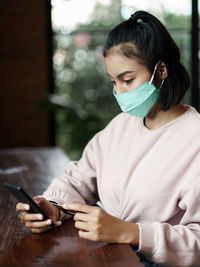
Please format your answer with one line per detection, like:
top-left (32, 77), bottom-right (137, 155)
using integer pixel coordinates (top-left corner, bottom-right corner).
top-left (50, 0), bottom-right (199, 159)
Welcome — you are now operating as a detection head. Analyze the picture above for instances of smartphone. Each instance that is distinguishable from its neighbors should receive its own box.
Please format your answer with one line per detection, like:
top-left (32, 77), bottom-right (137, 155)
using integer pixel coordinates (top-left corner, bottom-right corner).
top-left (4, 182), bottom-right (49, 220)
top-left (49, 201), bottom-right (76, 216)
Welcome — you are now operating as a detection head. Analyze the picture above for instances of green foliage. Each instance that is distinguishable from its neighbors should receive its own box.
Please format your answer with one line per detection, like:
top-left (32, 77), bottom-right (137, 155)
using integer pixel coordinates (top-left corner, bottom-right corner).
top-left (164, 12), bottom-right (190, 30)
top-left (163, 12), bottom-right (191, 105)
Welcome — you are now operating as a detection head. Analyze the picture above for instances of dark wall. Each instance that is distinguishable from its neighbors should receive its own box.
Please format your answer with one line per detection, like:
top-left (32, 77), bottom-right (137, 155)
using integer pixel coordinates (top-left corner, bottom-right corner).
top-left (0, 0), bottom-right (52, 147)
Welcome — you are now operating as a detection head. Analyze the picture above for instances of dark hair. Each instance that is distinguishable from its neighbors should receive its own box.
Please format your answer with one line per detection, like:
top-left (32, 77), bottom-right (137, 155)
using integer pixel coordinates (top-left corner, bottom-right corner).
top-left (103, 10), bottom-right (190, 116)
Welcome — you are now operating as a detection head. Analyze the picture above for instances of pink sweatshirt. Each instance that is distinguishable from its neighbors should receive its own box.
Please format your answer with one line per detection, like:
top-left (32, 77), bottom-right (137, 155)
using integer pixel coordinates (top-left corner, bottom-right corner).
top-left (43, 105), bottom-right (200, 267)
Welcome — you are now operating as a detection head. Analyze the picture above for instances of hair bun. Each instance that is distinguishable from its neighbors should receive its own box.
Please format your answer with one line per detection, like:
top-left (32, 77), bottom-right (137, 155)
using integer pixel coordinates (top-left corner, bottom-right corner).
top-left (129, 14), bottom-right (143, 23)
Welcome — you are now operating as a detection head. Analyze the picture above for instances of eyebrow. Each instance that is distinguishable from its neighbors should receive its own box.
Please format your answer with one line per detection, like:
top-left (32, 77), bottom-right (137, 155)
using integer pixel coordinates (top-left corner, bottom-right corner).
top-left (107, 71), bottom-right (135, 79)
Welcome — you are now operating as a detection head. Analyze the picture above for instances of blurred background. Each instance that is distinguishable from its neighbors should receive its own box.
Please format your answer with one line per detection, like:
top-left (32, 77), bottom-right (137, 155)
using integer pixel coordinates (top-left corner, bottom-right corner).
top-left (0, 0), bottom-right (199, 160)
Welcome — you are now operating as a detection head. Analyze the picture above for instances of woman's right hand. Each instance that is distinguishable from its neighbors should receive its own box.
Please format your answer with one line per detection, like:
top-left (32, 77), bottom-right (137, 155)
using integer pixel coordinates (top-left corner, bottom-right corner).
top-left (16, 197), bottom-right (62, 234)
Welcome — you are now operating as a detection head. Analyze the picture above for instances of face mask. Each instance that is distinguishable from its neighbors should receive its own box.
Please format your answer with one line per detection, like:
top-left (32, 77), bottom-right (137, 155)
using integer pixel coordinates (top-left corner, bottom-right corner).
top-left (113, 63), bottom-right (164, 118)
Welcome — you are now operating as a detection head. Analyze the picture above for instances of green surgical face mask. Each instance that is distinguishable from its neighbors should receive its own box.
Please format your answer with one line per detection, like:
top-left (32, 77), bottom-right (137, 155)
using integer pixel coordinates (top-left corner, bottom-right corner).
top-left (113, 63), bottom-right (163, 118)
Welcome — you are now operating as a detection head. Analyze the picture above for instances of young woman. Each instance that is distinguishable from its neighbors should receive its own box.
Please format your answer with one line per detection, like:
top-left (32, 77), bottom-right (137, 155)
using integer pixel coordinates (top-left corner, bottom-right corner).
top-left (17, 11), bottom-right (200, 267)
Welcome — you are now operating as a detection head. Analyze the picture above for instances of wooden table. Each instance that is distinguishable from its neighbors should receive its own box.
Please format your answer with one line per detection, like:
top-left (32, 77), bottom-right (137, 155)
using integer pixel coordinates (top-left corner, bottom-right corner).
top-left (0, 148), bottom-right (143, 267)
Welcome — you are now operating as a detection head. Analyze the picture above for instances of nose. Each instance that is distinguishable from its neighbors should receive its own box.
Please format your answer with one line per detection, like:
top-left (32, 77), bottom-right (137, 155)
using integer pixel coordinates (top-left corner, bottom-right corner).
top-left (114, 83), bottom-right (128, 94)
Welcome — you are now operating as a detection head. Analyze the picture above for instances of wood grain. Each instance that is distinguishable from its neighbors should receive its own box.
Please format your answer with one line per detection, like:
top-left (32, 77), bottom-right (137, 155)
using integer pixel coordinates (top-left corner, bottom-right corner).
top-left (0, 148), bottom-right (143, 267)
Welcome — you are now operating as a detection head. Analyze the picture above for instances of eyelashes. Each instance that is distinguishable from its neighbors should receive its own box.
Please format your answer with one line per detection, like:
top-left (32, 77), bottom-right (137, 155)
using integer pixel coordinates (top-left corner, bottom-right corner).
top-left (109, 79), bottom-right (134, 84)
top-left (124, 79), bottom-right (134, 84)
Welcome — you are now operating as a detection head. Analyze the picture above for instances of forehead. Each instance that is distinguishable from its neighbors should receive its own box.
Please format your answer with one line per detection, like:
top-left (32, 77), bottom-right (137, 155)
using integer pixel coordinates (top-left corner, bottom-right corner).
top-left (105, 53), bottom-right (147, 77)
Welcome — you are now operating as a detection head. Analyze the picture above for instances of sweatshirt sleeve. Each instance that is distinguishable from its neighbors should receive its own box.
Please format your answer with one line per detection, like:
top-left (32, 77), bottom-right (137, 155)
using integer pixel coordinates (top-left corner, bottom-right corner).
top-left (137, 182), bottom-right (200, 267)
top-left (42, 132), bottom-right (100, 211)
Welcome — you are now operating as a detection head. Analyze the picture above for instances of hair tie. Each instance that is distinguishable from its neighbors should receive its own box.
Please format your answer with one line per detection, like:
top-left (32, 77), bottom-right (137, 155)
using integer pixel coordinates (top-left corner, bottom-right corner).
top-left (129, 14), bottom-right (143, 24)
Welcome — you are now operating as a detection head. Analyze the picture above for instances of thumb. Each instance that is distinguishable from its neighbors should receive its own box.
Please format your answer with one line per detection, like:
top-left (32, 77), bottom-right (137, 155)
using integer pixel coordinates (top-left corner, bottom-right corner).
top-left (53, 221), bottom-right (62, 228)
top-left (33, 196), bottom-right (43, 205)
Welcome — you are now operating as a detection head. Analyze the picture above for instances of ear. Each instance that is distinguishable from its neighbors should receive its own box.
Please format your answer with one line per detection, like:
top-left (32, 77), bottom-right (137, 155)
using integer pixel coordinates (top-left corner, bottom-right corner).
top-left (157, 61), bottom-right (168, 79)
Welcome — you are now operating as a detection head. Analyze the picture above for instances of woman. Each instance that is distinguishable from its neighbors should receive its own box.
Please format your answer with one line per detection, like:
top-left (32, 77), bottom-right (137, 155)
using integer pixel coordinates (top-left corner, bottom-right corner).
top-left (17, 11), bottom-right (200, 267)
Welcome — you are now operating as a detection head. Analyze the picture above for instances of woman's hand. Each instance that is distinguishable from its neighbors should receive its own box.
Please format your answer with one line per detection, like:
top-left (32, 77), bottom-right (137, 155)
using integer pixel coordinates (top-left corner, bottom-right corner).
top-left (63, 202), bottom-right (139, 245)
top-left (16, 197), bottom-right (62, 234)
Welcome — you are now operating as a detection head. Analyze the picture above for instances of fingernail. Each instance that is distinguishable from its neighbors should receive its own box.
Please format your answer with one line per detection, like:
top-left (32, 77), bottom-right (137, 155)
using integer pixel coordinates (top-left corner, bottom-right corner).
top-left (63, 203), bottom-right (69, 209)
top-left (37, 215), bottom-right (43, 220)
top-left (46, 219), bottom-right (51, 225)
top-left (24, 204), bottom-right (29, 210)
top-left (56, 221), bottom-right (62, 226)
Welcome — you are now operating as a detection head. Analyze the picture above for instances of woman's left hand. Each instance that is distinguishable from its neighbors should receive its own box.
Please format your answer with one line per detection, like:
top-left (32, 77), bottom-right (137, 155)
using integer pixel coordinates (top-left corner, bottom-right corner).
top-left (63, 202), bottom-right (139, 245)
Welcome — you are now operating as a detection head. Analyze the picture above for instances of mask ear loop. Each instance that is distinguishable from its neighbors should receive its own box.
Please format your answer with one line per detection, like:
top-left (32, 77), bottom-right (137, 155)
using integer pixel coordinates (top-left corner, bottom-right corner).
top-left (149, 63), bottom-right (158, 84)
top-left (159, 79), bottom-right (164, 89)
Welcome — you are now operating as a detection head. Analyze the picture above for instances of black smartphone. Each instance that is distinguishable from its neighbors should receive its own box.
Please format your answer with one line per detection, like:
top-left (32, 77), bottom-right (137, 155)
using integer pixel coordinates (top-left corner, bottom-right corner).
top-left (3, 182), bottom-right (49, 220)
top-left (48, 200), bottom-right (76, 216)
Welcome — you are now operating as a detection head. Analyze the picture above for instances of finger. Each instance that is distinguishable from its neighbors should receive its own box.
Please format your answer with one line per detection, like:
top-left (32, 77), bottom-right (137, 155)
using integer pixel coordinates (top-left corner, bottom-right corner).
top-left (30, 221), bottom-right (62, 233)
top-left (73, 212), bottom-right (90, 222)
top-left (31, 226), bottom-right (53, 234)
top-left (33, 196), bottom-right (42, 201)
top-left (33, 196), bottom-right (43, 205)
top-left (27, 220), bottom-right (62, 229)
top-left (19, 211), bottom-right (27, 220)
top-left (21, 213), bottom-right (44, 222)
top-left (16, 202), bottom-right (30, 211)
top-left (74, 221), bottom-right (91, 232)
top-left (78, 230), bottom-right (98, 241)
top-left (63, 203), bottom-right (97, 214)
top-left (25, 219), bottom-right (52, 228)
top-left (33, 197), bottom-right (60, 221)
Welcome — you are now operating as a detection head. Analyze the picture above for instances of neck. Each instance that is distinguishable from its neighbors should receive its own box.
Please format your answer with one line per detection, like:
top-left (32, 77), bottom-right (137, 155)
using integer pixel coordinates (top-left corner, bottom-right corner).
top-left (144, 103), bottom-right (188, 130)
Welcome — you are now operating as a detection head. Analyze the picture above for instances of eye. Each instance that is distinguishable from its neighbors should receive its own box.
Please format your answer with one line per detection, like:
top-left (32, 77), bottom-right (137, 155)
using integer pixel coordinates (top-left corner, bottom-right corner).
top-left (124, 79), bottom-right (133, 84)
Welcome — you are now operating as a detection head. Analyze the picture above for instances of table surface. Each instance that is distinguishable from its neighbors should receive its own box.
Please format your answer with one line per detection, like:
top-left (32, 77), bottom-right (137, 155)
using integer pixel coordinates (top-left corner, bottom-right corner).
top-left (0, 147), bottom-right (143, 267)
